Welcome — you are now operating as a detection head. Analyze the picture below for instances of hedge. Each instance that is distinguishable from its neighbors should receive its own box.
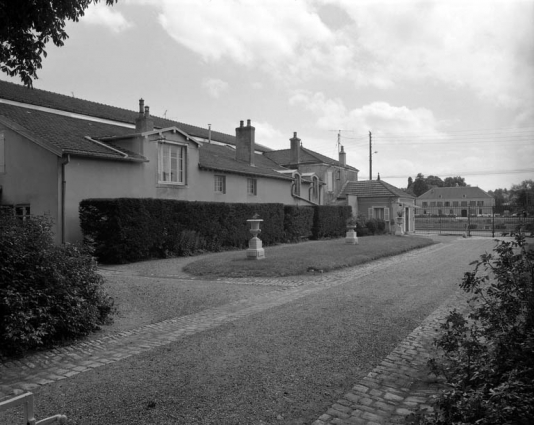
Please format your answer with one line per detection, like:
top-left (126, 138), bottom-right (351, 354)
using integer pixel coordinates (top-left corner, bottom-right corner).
top-left (283, 206), bottom-right (314, 242)
top-left (80, 198), bottom-right (285, 263)
top-left (311, 205), bottom-right (352, 239)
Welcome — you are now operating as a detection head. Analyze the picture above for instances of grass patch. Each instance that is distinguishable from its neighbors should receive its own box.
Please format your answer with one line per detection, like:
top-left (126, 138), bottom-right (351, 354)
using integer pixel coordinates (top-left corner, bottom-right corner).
top-left (183, 235), bottom-right (435, 278)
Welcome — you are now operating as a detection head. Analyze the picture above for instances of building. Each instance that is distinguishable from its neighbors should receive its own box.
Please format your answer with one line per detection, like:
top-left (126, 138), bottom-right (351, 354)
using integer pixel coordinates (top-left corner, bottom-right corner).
top-left (338, 179), bottom-right (416, 233)
top-left (416, 186), bottom-right (495, 217)
top-left (0, 81), bottom-right (320, 243)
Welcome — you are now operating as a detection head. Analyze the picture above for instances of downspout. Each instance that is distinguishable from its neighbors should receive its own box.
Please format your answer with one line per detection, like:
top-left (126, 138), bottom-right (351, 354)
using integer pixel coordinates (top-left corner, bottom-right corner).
top-left (60, 154), bottom-right (71, 244)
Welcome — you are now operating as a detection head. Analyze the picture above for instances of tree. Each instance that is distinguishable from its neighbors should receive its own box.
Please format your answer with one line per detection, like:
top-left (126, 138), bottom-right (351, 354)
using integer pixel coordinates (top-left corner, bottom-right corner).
top-left (407, 176), bottom-right (413, 188)
top-left (510, 180), bottom-right (534, 214)
top-left (443, 176), bottom-right (466, 187)
top-left (412, 173), bottom-right (430, 197)
top-left (0, 0), bottom-right (117, 87)
top-left (425, 175), bottom-right (444, 187)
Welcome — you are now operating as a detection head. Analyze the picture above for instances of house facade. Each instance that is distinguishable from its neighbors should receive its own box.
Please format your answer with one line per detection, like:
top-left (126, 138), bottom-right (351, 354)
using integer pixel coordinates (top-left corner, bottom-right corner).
top-left (338, 179), bottom-right (416, 233)
top-left (0, 81), bottom-right (317, 243)
top-left (416, 186), bottom-right (495, 217)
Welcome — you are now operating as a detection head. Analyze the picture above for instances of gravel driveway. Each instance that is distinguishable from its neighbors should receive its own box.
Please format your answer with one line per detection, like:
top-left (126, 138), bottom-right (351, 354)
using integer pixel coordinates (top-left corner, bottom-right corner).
top-left (1, 236), bottom-right (499, 424)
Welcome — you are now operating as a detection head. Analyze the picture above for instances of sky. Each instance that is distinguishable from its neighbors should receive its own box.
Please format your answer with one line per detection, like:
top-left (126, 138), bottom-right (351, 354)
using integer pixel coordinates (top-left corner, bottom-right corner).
top-left (3, 0), bottom-right (534, 192)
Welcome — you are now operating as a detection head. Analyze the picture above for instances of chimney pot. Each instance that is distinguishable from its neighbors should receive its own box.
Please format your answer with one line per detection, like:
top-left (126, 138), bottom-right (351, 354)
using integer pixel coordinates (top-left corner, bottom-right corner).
top-left (139, 99), bottom-right (144, 114)
top-left (240, 120), bottom-right (244, 127)
top-left (144, 106), bottom-right (150, 117)
top-left (247, 119), bottom-right (251, 127)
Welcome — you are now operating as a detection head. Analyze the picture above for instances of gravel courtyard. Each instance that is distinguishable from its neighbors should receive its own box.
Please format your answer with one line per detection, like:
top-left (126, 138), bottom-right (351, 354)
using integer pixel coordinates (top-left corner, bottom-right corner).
top-left (0, 236), bottom-right (499, 424)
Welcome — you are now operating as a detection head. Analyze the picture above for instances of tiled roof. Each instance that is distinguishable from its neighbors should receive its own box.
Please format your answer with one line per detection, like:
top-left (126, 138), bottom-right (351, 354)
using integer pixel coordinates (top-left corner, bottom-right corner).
top-left (0, 102), bottom-right (146, 161)
top-left (264, 146), bottom-right (359, 171)
top-left (340, 180), bottom-right (414, 199)
top-left (0, 80), bottom-right (272, 152)
top-left (418, 186), bottom-right (493, 200)
top-left (199, 144), bottom-right (292, 180)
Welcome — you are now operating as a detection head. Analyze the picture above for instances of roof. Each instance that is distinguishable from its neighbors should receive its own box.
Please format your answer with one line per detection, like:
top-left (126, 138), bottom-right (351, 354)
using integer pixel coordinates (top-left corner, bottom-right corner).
top-left (0, 102), bottom-right (146, 161)
top-left (198, 144), bottom-right (293, 181)
top-left (417, 186), bottom-right (493, 200)
top-left (340, 180), bottom-right (414, 199)
top-left (0, 80), bottom-right (272, 153)
top-left (264, 146), bottom-right (359, 172)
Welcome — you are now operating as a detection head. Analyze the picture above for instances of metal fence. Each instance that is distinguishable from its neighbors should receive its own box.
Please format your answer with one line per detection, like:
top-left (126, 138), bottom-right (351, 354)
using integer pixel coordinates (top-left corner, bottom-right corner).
top-left (414, 206), bottom-right (534, 237)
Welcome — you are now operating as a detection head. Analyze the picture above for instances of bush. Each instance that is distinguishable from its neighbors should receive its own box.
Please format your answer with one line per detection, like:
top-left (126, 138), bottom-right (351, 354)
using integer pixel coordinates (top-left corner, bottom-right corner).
top-left (0, 214), bottom-right (114, 356)
top-left (412, 235), bottom-right (534, 424)
top-left (467, 224), bottom-right (478, 229)
top-left (365, 218), bottom-right (386, 235)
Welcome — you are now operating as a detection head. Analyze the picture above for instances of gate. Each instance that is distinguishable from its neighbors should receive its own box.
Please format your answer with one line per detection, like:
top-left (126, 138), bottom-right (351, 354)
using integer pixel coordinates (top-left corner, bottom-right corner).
top-left (414, 206), bottom-right (534, 237)
top-left (0, 392), bottom-right (66, 424)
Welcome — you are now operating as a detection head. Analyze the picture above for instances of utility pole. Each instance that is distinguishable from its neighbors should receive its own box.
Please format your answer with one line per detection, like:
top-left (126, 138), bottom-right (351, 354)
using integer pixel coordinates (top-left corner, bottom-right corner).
top-left (369, 131), bottom-right (372, 180)
top-left (329, 129), bottom-right (353, 153)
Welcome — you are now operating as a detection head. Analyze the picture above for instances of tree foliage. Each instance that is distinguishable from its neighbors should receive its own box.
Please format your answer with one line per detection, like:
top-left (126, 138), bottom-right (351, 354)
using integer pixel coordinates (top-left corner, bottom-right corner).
top-left (510, 179), bottom-right (534, 213)
top-left (443, 176), bottom-right (466, 187)
top-left (0, 0), bottom-right (117, 86)
top-left (408, 174), bottom-right (467, 196)
top-left (412, 235), bottom-right (534, 424)
top-left (412, 173), bottom-right (430, 196)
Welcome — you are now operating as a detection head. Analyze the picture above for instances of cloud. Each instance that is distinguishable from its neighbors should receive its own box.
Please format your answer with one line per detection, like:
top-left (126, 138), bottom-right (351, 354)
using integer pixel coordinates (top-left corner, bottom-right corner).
top-left (82, 3), bottom-right (133, 33)
top-left (202, 78), bottom-right (229, 98)
top-left (150, 0), bottom-right (532, 109)
top-left (289, 90), bottom-right (445, 139)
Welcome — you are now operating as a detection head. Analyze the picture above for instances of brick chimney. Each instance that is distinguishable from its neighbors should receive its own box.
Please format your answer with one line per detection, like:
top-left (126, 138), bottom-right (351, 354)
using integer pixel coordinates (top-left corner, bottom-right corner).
top-left (339, 145), bottom-right (346, 166)
top-left (290, 132), bottom-right (301, 165)
top-left (135, 98), bottom-right (154, 133)
top-left (235, 119), bottom-right (255, 165)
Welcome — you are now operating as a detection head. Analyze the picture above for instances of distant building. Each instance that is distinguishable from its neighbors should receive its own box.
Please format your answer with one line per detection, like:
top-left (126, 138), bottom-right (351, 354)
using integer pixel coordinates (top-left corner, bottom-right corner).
top-left (416, 186), bottom-right (495, 217)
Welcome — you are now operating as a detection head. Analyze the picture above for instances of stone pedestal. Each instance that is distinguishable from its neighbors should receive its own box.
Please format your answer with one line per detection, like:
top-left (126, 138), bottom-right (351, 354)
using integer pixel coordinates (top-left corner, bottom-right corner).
top-left (345, 227), bottom-right (359, 244)
top-left (395, 218), bottom-right (404, 236)
top-left (246, 218), bottom-right (265, 260)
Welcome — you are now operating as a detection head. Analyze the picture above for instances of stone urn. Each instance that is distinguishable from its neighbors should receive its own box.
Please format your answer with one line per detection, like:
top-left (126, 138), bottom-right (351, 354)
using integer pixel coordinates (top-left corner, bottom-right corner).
top-left (246, 217), bottom-right (265, 260)
top-left (345, 218), bottom-right (359, 245)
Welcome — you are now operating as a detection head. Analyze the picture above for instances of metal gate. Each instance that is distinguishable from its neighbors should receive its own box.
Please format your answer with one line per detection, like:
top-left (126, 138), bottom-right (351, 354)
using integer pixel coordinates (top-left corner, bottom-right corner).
top-left (414, 206), bottom-right (534, 237)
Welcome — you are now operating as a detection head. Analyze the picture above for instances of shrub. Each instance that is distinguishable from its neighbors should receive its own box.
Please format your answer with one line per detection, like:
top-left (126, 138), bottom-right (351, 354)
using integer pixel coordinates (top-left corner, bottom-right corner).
top-left (412, 235), bottom-right (534, 424)
top-left (0, 214), bottom-right (114, 356)
top-left (467, 224), bottom-right (478, 229)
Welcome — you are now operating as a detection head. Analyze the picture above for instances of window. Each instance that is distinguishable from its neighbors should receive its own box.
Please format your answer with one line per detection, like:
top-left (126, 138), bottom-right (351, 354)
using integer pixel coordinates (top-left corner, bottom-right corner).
top-left (368, 207), bottom-right (390, 221)
top-left (461, 201), bottom-right (468, 207)
top-left (445, 201), bottom-right (450, 207)
top-left (450, 209), bottom-right (454, 214)
top-left (158, 142), bottom-right (185, 184)
top-left (247, 178), bottom-right (257, 195)
top-left (469, 200), bottom-right (476, 206)
top-left (430, 201), bottom-right (436, 207)
top-left (214, 175), bottom-right (226, 194)
top-left (477, 201), bottom-right (484, 206)
top-left (453, 201), bottom-right (459, 207)
top-left (1, 204), bottom-right (31, 220)
top-left (437, 201), bottom-right (443, 207)
top-left (422, 202), bottom-right (428, 208)
top-left (326, 171), bottom-right (333, 192)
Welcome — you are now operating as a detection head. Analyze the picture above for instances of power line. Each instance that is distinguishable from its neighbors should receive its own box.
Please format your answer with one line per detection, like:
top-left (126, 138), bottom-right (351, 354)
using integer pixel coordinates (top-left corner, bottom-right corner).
top-left (382, 168), bottom-right (534, 179)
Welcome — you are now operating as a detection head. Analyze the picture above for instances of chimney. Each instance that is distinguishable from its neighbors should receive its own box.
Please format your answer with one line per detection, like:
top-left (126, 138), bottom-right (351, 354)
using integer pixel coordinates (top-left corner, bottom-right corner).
top-left (135, 99), bottom-right (154, 133)
top-left (339, 145), bottom-right (346, 166)
top-left (290, 132), bottom-right (301, 165)
top-left (235, 119), bottom-right (255, 165)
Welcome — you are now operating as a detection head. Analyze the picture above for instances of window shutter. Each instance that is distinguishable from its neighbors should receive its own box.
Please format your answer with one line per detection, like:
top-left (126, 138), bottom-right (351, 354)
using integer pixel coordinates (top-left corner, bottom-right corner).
top-left (368, 207), bottom-right (373, 219)
top-left (384, 208), bottom-right (390, 222)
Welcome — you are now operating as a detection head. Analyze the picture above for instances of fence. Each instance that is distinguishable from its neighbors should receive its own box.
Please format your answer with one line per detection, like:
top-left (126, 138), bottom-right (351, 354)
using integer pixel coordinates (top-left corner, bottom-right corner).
top-left (0, 392), bottom-right (66, 425)
top-left (414, 206), bottom-right (534, 237)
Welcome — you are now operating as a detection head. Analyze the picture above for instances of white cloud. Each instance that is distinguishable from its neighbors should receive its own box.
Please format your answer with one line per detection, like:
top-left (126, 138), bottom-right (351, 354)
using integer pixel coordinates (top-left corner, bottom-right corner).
top-left (202, 78), bottom-right (229, 98)
top-left (82, 3), bottom-right (133, 33)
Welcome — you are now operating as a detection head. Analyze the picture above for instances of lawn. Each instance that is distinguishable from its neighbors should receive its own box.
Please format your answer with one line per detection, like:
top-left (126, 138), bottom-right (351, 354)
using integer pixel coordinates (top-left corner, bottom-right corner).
top-left (183, 235), bottom-right (435, 278)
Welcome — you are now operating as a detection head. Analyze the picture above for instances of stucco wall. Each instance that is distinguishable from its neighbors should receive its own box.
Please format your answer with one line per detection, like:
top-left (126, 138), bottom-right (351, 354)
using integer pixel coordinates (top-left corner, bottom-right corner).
top-left (0, 128), bottom-right (61, 242)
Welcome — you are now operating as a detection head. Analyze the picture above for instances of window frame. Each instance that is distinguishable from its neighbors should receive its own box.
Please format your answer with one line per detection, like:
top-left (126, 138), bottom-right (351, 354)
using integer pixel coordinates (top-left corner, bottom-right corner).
top-left (158, 141), bottom-right (186, 185)
top-left (247, 178), bottom-right (257, 196)
top-left (214, 175), bottom-right (226, 194)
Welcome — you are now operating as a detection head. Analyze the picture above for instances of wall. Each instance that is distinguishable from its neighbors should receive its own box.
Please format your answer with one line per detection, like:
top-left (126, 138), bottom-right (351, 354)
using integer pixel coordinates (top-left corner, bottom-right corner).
top-left (0, 128), bottom-right (61, 242)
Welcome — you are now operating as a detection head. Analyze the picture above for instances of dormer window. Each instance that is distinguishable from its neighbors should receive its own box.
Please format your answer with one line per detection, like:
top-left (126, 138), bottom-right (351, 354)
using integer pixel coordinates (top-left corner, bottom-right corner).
top-left (158, 141), bottom-right (186, 184)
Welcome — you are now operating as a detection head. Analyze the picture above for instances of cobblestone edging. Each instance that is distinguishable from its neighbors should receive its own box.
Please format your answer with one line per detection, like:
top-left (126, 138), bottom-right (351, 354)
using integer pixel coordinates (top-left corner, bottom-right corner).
top-left (312, 290), bottom-right (470, 425)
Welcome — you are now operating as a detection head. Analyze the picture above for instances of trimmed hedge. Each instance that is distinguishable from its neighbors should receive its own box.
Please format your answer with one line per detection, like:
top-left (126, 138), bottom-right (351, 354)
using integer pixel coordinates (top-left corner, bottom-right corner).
top-left (80, 198), bottom-right (285, 263)
top-left (283, 206), bottom-right (314, 242)
top-left (311, 205), bottom-right (352, 239)
top-left (80, 199), bottom-right (358, 263)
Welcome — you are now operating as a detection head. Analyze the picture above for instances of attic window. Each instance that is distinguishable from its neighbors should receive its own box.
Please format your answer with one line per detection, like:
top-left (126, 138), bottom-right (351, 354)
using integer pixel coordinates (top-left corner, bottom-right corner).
top-left (158, 142), bottom-right (186, 184)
